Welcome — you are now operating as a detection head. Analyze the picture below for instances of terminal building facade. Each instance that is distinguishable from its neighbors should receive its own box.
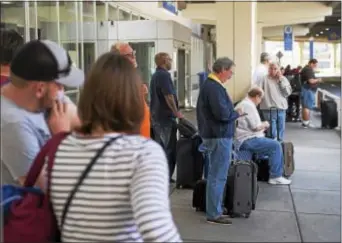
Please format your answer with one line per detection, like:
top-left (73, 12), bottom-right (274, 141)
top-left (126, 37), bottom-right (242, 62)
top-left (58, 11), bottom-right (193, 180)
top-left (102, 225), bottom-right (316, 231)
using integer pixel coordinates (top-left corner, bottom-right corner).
top-left (1, 1), bottom-right (340, 105)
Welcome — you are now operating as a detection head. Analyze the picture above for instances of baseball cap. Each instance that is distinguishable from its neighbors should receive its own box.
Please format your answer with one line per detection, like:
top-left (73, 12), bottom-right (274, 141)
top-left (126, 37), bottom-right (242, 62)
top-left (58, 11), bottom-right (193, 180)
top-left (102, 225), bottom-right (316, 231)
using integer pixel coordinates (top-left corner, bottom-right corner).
top-left (10, 40), bottom-right (84, 87)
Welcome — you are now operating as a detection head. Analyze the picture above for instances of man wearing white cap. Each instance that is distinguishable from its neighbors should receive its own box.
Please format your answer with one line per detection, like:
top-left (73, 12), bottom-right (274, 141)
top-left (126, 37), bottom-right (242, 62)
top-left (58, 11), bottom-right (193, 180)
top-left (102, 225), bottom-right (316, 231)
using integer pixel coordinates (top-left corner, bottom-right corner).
top-left (1, 40), bottom-right (84, 187)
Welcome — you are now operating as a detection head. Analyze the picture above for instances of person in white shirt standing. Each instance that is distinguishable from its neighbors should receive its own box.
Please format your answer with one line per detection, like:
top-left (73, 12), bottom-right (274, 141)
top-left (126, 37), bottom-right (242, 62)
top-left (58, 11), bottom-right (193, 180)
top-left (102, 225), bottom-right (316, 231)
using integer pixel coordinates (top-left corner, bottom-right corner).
top-left (259, 62), bottom-right (292, 141)
top-left (235, 87), bottom-right (291, 185)
top-left (253, 52), bottom-right (271, 87)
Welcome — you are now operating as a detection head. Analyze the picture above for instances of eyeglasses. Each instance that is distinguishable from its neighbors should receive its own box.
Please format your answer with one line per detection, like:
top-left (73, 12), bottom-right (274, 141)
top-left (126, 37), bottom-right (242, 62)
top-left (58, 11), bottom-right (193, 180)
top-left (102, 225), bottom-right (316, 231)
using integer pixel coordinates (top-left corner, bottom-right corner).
top-left (124, 50), bottom-right (136, 58)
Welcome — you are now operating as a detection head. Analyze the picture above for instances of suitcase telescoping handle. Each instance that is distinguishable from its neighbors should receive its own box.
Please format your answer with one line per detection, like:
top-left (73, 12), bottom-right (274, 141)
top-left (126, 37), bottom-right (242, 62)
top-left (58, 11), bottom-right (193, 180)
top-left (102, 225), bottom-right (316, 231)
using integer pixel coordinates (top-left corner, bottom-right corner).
top-left (269, 107), bottom-right (280, 141)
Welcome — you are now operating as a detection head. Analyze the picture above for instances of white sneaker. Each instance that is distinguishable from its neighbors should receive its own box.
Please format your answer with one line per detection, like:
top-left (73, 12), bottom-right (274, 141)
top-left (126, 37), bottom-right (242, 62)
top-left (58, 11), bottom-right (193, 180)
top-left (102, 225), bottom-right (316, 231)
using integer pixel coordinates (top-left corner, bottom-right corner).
top-left (268, 176), bottom-right (292, 185)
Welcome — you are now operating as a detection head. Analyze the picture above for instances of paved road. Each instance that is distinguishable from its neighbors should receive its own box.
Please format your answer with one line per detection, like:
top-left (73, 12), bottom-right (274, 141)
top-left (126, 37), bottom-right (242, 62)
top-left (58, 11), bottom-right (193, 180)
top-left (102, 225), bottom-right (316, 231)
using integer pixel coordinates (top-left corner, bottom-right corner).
top-left (170, 110), bottom-right (341, 242)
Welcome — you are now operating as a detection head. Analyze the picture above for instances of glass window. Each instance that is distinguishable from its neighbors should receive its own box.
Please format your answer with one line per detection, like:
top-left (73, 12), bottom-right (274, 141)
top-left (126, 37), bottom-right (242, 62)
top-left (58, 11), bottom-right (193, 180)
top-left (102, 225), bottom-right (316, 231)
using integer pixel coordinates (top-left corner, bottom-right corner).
top-left (81, 1), bottom-right (95, 73)
top-left (303, 42), bottom-right (334, 74)
top-left (96, 1), bottom-right (106, 21)
top-left (264, 40), bottom-right (300, 68)
top-left (109, 4), bottom-right (118, 20)
top-left (118, 9), bottom-right (130, 21)
top-left (28, 1), bottom-right (37, 40)
top-left (336, 43), bottom-right (340, 74)
top-left (132, 14), bottom-right (139, 20)
top-left (37, 2), bottom-right (58, 41)
top-left (0, 1), bottom-right (26, 41)
top-left (59, 1), bottom-right (79, 94)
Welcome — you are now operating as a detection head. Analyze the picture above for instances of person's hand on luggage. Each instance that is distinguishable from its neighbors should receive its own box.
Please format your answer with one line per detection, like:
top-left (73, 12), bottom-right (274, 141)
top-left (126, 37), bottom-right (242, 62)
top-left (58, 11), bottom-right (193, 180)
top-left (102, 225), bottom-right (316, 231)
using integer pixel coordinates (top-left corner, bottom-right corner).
top-left (47, 100), bottom-right (71, 135)
top-left (176, 111), bottom-right (184, 119)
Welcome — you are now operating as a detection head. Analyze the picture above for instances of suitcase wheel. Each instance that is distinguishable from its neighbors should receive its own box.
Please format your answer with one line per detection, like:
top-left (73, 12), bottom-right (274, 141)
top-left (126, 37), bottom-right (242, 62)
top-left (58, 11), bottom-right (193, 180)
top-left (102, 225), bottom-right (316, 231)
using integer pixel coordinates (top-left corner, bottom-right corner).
top-left (244, 213), bottom-right (250, 218)
top-left (176, 184), bottom-right (181, 189)
top-left (195, 208), bottom-right (200, 212)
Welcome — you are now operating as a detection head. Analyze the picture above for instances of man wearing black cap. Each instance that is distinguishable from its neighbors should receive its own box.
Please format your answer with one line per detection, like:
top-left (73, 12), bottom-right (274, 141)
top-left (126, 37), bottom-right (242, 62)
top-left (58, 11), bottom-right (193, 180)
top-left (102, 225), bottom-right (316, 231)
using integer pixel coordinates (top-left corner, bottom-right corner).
top-left (1, 40), bottom-right (84, 187)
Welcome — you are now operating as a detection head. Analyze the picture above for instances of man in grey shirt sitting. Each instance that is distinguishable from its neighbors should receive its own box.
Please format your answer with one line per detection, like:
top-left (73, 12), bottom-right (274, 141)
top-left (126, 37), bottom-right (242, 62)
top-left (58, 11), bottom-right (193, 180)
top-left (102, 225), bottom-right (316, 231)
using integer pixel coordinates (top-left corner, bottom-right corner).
top-left (1, 40), bottom-right (84, 187)
top-left (235, 87), bottom-right (291, 185)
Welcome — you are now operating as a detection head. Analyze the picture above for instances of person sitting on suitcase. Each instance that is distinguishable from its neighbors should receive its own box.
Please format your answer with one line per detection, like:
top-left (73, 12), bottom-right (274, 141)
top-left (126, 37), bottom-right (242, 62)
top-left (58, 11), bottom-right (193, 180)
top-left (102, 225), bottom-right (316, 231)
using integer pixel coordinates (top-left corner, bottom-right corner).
top-left (235, 87), bottom-right (291, 185)
top-left (197, 57), bottom-right (244, 225)
top-left (260, 62), bottom-right (292, 141)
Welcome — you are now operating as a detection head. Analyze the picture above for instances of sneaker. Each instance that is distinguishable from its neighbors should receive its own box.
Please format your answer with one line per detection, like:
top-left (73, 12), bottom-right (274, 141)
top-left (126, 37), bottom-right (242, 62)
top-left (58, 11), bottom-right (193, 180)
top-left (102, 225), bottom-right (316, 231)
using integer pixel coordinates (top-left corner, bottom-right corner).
top-left (302, 123), bottom-right (316, 129)
top-left (268, 176), bottom-right (292, 185)
top-left (207, 216), bottom-right (232, 225)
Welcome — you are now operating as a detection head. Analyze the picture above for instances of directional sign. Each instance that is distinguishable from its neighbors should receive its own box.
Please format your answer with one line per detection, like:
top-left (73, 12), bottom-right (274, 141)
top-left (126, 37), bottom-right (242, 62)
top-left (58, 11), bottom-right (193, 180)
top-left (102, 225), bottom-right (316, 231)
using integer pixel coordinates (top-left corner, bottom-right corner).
top-left (276, 51), bottom-right (283, 60)
top-left (284, 25), bottom-right (293, 51)
top-left (159, 1), bottom-right (178, 15)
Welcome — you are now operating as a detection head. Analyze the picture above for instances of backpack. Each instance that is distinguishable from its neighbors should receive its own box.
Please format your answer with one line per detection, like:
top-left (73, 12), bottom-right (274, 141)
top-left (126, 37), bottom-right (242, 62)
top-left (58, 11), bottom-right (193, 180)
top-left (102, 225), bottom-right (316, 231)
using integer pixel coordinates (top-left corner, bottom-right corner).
top-left (2, 132), bottom-right (69, 243)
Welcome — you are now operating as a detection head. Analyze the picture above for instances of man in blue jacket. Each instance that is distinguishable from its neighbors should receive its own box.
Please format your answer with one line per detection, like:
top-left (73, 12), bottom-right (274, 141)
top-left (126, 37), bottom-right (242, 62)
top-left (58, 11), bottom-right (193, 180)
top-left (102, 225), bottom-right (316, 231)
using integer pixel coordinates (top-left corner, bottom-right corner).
top-left (197, 57), bottom-right (243, 225)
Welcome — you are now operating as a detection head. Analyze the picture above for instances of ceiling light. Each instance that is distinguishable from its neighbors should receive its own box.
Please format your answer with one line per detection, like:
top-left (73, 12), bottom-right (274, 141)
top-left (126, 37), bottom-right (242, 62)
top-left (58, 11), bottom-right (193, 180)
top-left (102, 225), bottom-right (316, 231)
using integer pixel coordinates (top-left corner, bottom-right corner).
top-left (316, 34), bottom-right (319, 37)
top-left (1, 1), bottom-right (11, 4)
top-left (320, 31), bottom-right (323, 34)
top-left (326, 28), bottom-right (330, 31)
top-left (338, 19), bottom-right (341, 22)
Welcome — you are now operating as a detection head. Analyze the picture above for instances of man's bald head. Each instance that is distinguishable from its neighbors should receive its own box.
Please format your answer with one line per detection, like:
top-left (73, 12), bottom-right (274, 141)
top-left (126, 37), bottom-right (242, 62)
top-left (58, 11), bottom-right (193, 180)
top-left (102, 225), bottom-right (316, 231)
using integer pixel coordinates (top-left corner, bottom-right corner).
top-left (110, 42), bottom-right (137, 68)
top-left (248, 86), bottom-right (264, 105)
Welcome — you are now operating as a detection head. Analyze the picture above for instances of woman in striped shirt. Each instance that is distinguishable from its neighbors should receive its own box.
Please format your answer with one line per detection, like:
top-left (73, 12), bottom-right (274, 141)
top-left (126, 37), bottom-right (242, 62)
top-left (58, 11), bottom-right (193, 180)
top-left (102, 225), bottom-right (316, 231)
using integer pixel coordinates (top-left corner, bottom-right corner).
top-left (50, 53), bottom-right (181, 242)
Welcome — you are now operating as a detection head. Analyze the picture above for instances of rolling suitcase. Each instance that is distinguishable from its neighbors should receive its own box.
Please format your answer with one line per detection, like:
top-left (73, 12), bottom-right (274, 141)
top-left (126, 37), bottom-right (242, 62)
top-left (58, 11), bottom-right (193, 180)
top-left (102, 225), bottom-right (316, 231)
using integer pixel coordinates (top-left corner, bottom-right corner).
top-left (176, 135), bottom-right (204, 189)
top-left (321, 100), bottom-right (338, 129)
top-left (264, 107), bottom-right (295, 178)
top-left (192, 179), bottom-right (206, 212)
top-left (224, 151), bottom-right (259, 218)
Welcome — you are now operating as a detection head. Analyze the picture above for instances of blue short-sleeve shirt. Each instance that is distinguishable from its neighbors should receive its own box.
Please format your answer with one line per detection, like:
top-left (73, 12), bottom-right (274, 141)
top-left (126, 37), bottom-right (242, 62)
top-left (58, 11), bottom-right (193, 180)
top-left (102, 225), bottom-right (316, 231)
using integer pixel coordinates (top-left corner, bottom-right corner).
top-left (1, 96), bottom-right (51, 185)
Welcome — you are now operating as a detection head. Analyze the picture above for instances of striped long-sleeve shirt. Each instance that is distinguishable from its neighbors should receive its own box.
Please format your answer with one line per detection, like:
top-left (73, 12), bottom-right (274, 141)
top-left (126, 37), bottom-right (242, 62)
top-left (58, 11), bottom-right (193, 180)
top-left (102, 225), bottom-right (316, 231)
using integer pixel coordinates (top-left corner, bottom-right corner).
top-left (50, 133), bottom-right (181, 242)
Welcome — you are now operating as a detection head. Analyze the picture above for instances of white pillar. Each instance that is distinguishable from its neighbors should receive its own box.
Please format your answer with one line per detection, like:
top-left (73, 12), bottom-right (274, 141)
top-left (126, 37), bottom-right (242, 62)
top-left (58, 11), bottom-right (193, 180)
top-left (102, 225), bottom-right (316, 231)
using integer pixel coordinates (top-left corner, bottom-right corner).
top-left (215, 2), bottom-right (257, 102)
top-left (256, 24), bottom-right (263, 68)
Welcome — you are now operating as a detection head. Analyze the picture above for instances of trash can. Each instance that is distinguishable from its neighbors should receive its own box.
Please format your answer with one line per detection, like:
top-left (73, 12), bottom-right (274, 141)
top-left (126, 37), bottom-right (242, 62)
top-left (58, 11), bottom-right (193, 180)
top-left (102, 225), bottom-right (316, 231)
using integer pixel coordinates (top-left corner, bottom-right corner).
top-left (197, 72), bottom-right (208, 89)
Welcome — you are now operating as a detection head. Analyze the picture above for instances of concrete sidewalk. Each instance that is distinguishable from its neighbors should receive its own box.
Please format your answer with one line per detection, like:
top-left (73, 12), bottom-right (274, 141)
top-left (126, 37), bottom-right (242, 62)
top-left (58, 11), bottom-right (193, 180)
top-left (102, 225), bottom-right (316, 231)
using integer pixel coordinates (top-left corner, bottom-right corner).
top-left (170, 110), bottom-right (341, 242)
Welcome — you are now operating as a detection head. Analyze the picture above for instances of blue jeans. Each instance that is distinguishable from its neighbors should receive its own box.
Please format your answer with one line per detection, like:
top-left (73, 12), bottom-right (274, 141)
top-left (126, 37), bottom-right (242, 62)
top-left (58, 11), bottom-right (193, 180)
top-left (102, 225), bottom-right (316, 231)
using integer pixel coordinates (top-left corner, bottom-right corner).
top-left (240, 137), bottom-right (283, 178)
top-left (152, 120), bottom-right (177, 179)
top-left (262, 109), bottom-right (286, 141)
top-left (201, 138), bottom-right (233, 220)
top-left (198, 143), bottom-right (209, 179)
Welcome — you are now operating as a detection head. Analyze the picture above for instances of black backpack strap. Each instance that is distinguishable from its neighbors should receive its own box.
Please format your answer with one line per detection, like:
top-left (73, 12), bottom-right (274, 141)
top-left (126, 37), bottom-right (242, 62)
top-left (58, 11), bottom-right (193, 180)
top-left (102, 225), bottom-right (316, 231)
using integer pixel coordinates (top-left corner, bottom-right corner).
top-left (59, 135), bottom-right (123, 232)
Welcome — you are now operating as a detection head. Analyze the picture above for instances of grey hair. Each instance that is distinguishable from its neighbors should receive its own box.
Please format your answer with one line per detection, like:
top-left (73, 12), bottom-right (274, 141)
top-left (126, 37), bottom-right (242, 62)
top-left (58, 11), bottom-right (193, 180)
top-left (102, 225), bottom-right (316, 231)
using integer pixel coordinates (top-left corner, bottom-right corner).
top-left (269, 62), bottom-right (280, 71)
top-left (212, 57), bottom-right (235, 74)
top-left (260, 52), bottom-right (270, 63)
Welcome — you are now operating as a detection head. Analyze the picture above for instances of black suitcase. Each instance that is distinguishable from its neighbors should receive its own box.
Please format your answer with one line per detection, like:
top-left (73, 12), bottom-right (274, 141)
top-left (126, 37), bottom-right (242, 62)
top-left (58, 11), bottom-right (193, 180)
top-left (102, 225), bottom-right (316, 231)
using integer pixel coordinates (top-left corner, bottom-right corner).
top-left (321, 100), bottom-right (338, 129)
top-left (261, 107), bottom-right (295, 179)
top-left (177, 118), bottom-right (198, 138)
top-left (224, 159), bottom-right (259, 218)
top-left (176, 135), bottom-right (204, 189)
top-left (192, 179), bottom-right (206, 212)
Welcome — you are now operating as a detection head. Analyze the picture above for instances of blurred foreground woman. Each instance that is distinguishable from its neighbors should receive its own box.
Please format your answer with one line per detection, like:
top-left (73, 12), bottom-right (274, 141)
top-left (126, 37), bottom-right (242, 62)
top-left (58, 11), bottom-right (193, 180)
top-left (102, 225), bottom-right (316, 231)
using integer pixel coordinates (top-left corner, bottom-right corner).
top-left (50, 53), bottom-right (181, 242)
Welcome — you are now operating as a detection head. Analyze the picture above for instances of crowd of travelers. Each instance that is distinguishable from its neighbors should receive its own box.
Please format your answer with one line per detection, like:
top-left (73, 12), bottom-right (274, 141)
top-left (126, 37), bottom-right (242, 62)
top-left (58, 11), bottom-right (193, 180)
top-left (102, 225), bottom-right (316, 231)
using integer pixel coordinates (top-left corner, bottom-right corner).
top-left (1, 29), bottom-right (181, 242)
top-left (1, 28), bottom-right (322, 241)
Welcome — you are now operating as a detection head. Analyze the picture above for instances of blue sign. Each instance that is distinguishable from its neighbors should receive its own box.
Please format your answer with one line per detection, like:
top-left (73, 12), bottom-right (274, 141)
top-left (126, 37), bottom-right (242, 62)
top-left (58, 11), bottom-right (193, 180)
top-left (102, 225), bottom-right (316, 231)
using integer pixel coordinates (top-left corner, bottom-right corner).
top-left (161, 1), bottom-right (178, 15)
top-left (309, 39), bottom-right (314, 59)
top-left (284, 25), bottom-right (293, 51)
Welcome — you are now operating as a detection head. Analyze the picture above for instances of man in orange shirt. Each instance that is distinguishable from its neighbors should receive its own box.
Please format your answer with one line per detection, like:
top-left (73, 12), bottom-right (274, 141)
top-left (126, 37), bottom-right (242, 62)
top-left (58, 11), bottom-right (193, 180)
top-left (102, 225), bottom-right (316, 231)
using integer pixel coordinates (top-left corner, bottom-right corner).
top-left (111, 42), bottom-right (150, 138)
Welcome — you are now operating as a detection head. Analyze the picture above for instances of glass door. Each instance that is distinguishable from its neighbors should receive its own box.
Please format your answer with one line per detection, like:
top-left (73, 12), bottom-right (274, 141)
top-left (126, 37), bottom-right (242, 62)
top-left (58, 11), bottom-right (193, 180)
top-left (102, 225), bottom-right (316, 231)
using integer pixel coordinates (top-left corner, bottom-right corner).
top-left (129, 42), bottom-right (155, 103)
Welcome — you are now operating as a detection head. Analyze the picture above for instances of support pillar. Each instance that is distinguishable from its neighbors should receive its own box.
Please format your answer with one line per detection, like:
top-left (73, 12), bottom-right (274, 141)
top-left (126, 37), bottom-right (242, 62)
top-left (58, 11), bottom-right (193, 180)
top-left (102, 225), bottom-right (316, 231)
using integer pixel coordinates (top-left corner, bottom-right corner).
top-left (256, 24), bottom-right (263, 68)
top-left (215, 2), bottom-right (257, 102)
